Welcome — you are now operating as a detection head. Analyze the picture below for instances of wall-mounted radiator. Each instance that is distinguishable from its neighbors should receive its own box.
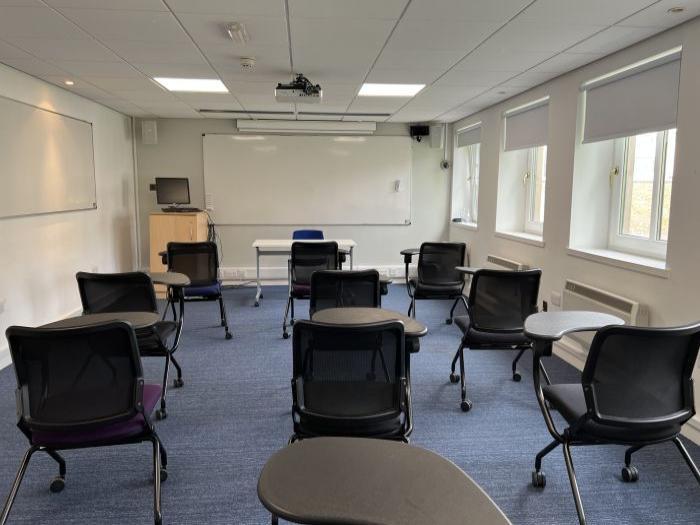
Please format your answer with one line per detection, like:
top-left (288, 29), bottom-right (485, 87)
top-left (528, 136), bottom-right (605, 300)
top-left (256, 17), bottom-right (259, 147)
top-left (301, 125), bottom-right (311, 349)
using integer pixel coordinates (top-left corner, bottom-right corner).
top-left (561, 279), bottom-right (649, 350)
top-left (486, 254), bottom-right (529, 271)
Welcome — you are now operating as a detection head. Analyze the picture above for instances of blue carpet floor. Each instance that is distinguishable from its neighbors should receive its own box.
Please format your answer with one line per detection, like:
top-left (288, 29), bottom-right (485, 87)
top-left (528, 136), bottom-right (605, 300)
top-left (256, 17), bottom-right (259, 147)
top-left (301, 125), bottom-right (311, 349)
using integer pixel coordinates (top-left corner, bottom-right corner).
top-left (0, 285), bottom-right (698, 524)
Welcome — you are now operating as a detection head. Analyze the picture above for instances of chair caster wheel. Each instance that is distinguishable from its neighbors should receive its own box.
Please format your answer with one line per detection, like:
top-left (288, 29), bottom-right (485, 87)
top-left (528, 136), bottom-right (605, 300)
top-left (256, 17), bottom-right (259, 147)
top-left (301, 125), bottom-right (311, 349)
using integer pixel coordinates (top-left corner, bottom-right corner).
top-left (221, 321), bottom-right (226, 327)
top-left (621, 466), bottom-right (639, 482)
top-left (160, 468), bottom-right (168, 483)
top-left (155, 511), bottom-right (163, 525)
top-left (445, 318), bottom-right (453, 325)
top-left (532, 471), bottom-right (546, 488)
top-left (449, 373), bottom-right (459, 383)
top-left (512, 372), bottom-right (522, 382)
top-left (173, 378), bottom-right (184, 388)
top-left (460, 400), bottom-right (472, 412)
top-left (156, 409), bottom-right (167, 420)
top-left (225, 332), bottom-right (232, 340)
top-left (290, 319), bottom-right (295, 326)
top-left (282, 332), bottom-right (289, 339)
top-left (49, 476), bottom-right (65, 493)
top-left (254, 301), bottom-right (260, 307)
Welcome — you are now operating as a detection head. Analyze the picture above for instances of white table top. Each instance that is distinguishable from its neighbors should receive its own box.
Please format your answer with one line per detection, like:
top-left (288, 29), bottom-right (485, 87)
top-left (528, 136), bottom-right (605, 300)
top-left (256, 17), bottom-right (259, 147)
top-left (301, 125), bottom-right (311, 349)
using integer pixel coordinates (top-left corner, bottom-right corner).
top-left (253, 239), bottom-right (356, 250)
top-left (524, 311), bottom-right (625, 341)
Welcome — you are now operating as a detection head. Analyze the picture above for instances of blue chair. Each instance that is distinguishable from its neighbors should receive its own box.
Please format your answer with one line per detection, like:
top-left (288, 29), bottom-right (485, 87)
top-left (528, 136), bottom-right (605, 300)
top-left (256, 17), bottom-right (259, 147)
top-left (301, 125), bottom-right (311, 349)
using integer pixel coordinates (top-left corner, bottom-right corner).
top-left (167, 241), bottom-right (232, 339)
top-left (292, 229), bottom-right (324, 240)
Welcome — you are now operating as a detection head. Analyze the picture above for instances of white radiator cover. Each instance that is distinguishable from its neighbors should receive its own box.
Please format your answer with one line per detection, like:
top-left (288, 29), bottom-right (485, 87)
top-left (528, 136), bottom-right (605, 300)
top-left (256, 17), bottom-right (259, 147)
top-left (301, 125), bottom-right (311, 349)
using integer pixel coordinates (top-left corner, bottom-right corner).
top-left (486, 254), bottom-right (528, 271)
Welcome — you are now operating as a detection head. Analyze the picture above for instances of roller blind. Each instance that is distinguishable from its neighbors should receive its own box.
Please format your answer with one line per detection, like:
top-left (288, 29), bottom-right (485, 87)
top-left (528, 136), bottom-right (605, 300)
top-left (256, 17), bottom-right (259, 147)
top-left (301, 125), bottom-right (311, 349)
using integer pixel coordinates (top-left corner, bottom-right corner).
top-left (582, 48), bottom-right (681, 143)
top-left (503, 98), bottom-right (549, 151)
top-left (456, 123), bottom-right (481, 148)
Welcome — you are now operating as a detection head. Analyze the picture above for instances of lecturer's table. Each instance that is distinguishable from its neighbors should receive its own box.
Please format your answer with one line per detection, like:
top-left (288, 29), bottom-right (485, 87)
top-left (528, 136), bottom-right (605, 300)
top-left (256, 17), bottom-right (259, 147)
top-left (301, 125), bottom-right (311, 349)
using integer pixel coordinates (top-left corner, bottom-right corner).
top-left (258, 436), bottom-right (512, 525)
top-left (251, 239), bottom-right (357, 306)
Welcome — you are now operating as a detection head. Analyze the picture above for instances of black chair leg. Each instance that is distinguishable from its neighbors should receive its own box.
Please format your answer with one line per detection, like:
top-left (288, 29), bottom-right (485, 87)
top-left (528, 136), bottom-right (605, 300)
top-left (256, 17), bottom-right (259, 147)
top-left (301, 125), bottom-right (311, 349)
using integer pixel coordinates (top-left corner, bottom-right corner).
top-left (271, 515), bottom-right (279, 525)
top-left (45, 450), bottom-right (66, 492)
top-left (446, 297), bottom-right (460, 324)
top-left (150, 436), bottom-right (163, 525)
top-left (0, 446), bottom-right (38, 525)
top-left (290, 296), bottom-right (295, 325)
top-left (171, 355), bottom-right (184, 388)
top-left (534, 439), bottom-right (559, 474)
top-left (407, 296), bottom-right (416, 318)
top-left (539, 359), bottom-right (552, 386)
top-left (218, 295), bottom-right (232, 340)
top-left (458, 346), bottom-right (472, 412)
top-left (673, 437), bottom-right (700, 483)
top-left (282, 296), bottom-right (292, 339)
top-left (449, 344), bottom-right (462, 383)
top-left (156, 354), bottom-right (170, 420)
top-left (621, 445), bottom-right (644, 482)
top-left (511, 348), bottom-right (526, 381)
top-left (562, 442), bottom-right (586, 525)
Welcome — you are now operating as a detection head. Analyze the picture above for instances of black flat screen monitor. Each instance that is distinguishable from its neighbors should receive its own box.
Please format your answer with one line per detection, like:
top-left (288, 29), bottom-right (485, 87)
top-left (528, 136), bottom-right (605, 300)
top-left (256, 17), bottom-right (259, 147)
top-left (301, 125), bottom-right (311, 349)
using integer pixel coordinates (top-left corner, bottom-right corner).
top-left (156, 177), bottom-right (190, 205)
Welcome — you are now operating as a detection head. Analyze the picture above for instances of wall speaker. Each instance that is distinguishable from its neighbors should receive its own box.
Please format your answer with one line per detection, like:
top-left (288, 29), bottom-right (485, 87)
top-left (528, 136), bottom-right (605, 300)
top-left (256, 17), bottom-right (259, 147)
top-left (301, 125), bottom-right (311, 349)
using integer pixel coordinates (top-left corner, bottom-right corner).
top-left (429, 124), bottom-right (444, 149)
top-left (409, 124), bottom-right (429, 142)
top-left (141, 120), bottom-right (158, 145)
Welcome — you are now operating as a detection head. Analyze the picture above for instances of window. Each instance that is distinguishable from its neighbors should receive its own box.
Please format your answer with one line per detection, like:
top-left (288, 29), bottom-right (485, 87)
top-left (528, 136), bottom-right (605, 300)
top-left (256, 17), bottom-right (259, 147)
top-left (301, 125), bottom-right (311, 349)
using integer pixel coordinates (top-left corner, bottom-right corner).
top-left (452, 142), bottom-right (480, 224)
top-left (525, 145), bottom-right (547, 234)
top-left (609, 129), bottom-right (675, 258)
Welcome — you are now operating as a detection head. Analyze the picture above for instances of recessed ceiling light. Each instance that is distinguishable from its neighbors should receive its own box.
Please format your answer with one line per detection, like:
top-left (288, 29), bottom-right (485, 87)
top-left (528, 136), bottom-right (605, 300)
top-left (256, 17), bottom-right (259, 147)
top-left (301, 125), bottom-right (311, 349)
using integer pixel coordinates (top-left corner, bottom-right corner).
top-left (358, 83), bottom-right (425, 97)
top-left (667, 6), bottom-right (685, 13)
top-left (64, 80), bottom-right (74, 86)
top-left (154, 77), bottom-right (228, 93)
top-left (225, 21), bottom-right (250, 44)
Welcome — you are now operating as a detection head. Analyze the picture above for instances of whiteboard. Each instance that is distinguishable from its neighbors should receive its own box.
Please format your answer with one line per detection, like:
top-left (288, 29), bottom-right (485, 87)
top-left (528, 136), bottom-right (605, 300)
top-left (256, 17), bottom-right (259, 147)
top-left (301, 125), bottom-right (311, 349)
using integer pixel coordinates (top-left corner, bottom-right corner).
top-left (0, 95), bottom-right (96, 219)
top-left (203, 134), bottom-right (412, 225)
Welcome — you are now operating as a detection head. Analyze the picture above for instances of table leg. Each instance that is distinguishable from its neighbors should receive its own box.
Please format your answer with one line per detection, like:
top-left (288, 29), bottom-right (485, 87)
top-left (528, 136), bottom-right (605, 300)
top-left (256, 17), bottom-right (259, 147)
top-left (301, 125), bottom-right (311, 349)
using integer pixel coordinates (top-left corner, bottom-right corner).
top-left (350, 246), bottom-right (354, 270)
top-left (255, 247), bottom-right (262, 307)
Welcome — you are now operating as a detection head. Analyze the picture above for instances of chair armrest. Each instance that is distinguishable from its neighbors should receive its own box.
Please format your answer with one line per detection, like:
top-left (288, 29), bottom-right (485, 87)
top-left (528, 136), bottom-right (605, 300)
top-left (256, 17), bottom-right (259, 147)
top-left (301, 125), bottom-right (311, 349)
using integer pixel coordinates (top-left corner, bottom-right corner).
top-left (159, 250), bottom-right (168, 266)
top-left (400, 248), bottom-right (419, 264)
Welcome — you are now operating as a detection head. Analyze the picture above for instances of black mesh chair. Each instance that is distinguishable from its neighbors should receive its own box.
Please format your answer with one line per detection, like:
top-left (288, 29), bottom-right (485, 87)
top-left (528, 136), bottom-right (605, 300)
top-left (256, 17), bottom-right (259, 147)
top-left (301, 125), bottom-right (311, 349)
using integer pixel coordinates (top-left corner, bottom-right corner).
top-left (76, 271), bottom-right (183, 420)
top-left (404, 242), bottom-right (468, 322)
top-left (291, 320), bottom-right (411, 442)
top-left (283, 241), bottom-right (339, 339)
top-left (309, 269), bottom-right (381, 316)
top-left (167, 241), bottom-right (232, 340)
top-left (450, 269), bottom-right (542, 412)
top-left (531, 323), bottom-right (700, 525)
top-left (2, 322), bottom-right (167, 525)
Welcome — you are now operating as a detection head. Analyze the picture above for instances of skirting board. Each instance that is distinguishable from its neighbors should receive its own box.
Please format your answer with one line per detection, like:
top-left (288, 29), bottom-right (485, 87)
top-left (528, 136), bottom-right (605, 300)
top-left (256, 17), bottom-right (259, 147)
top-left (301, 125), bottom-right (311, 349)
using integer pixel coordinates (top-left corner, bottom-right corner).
top-left (219, 264), bottom-right (412, 281)
top-left (554, 339), bottom-right (700, 445)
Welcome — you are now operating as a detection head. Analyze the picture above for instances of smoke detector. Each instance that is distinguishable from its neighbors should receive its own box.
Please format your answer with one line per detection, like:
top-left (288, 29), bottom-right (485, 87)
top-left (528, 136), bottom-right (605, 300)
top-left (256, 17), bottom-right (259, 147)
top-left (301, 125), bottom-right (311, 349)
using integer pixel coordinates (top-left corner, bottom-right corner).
top-left (240, 57), bottom-right (256, 72)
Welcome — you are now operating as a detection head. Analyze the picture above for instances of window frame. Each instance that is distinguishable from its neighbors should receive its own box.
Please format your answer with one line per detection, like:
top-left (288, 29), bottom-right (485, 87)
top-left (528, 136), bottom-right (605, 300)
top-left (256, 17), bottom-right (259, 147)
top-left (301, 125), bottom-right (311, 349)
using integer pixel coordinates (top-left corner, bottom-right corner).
top-left (524, 145), bottom-right (547, 235)
top-left (608, 129), bottom-right (674, 259)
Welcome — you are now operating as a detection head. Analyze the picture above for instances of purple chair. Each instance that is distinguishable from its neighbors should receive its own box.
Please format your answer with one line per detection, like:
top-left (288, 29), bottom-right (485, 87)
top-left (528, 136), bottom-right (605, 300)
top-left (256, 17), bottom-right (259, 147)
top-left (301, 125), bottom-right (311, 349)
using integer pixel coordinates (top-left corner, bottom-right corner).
top-left (2, 322), bottom-right (167, 525)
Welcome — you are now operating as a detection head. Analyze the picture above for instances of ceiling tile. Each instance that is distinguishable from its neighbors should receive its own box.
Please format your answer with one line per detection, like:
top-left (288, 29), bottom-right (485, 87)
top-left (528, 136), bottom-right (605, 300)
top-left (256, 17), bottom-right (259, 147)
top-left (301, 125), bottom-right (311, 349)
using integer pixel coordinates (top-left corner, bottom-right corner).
top-left (617, 0), bottom-right (700, 28)
top-left (519, 0), bottom-right (656, 25)
top-left (171, 92), bottom-right (242, 106)
top-left (53, 59), bottom-right (141, 77)
top-left (365, 68), bottom-right (443, 84)
top-left (387, 109), bottom-right (439, 123)
top-left (167, 0), bottom-right (283, 16)
top-left (387, 18), bottom-right (499, 52)
top-left (567, 25), bottom-right (659, 54)
top-left (46, 0), bottom-right (166, 10)
top-left (0, 6), bottom-right (90, 39)
top-left (176, 13), bottom-right (287, 46)
top-left (291, 17), bottom-right (394, 51)
top-left (102, 40), bottom-right (204, 64)
top-left (7, 37), bottom-right (120, 61)
top-left (454, 47), bottom-right (554, 72)
top-left (135, 61), bottom-right (218, 78)
top-left (407, 85), bottom-right (484, 110)
top-left (2, 57), bottom-right (68, 76)
top-left (81, 75), bottom-right (165, 92)
top-left (483, 19), bottom-right (607, 53)
top-left (500, 70), bottom-right (558, 89)
top-left (296, 112), bottom-right (345, 121)
top-left (529, 52), bottom-right (604, 74)
top-left (374, 47), bottom-right (466, 71)
top-left (436, 69), bottom-right (516, 87)
top-left (347, 96), bottom-right (408, 113)
top-left (290, 0), bottom-right (407, 19)
top-left (0, 39), bottom-right (34, 60)
top-left (404, 0), bottom-right (531, 22)
top-left (58, 8), bottom-right (190, 43)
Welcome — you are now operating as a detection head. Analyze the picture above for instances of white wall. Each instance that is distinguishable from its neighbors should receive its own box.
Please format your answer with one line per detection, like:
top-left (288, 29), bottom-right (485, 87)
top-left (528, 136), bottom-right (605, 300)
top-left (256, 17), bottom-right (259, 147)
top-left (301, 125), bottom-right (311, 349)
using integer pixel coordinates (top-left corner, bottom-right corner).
top-left (448, 18), bottom-right (700, 442)
top-left (0, 63), bottom-right (137, 367)
top-left (135, 119), bottom-right (450, 275)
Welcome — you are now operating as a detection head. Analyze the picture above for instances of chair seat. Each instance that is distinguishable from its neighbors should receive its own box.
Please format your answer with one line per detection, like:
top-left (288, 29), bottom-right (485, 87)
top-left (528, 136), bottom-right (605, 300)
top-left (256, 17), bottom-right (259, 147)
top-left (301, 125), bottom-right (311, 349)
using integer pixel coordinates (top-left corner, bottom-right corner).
top-left (454, 316), bottom-right (530, 346)
top-left (543, 384), bottom-right (681, 443)
top-left (184, 282), bottom-right (221, 297)
top-left (410, 278), bottom-right (463, 298)
top-left (291, 283), bottom-right (311, 298)
top-left (136, 321), bottom-right (176, 354)
top-left (31, 384), bottom-right (161, 447)
top-left (297, 381), bottom-right (404, 437)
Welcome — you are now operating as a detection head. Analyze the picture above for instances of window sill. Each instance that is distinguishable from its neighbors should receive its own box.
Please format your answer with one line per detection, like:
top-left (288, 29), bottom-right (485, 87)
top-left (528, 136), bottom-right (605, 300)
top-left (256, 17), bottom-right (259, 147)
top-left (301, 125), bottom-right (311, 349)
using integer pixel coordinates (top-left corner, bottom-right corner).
top-left (495, 230), bottom-right (545, 248)
top-left (450, 221), bottom-right (478, 231)
top-left (567, 247), bottom-right (670, 278)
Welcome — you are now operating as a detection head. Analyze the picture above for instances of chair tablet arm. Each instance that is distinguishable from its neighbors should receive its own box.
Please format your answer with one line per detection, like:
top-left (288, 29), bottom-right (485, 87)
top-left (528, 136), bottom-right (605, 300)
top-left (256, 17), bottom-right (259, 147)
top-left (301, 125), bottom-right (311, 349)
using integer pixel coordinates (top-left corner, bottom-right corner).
top-left (400, 248), bottom-right (419, 264)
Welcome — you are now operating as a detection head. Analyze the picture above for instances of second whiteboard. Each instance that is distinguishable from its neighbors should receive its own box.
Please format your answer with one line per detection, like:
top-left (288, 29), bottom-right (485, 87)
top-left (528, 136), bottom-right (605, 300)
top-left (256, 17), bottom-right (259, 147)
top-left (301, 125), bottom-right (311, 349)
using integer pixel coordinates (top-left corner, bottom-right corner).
top-left (203, 134), bottom-right (412, 225)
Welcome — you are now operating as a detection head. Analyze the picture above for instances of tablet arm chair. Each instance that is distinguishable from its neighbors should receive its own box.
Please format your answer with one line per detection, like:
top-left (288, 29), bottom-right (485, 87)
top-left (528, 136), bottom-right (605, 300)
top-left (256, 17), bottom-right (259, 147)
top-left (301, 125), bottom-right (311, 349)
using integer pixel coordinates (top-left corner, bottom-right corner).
top-left (309, 269), bottom-right (381, 316)
top-left (2, 322), bottom-right (167, 525)
top-left (450, 269), bottom-right (543, 412)
top-left (403, 242), bottom-right (468, 323)
top-left (167, 241), bottom-right (232, 340)
top-left (290, 320), bottom-right (411, 443)
top-left (76, 271), bottom-right (183, 420)
top-left (530, 323), bottom-right (700, 525)
top-left (283, 241), bottom-right (338, 339)
top-left (292, 229), bottom-right (347, 267)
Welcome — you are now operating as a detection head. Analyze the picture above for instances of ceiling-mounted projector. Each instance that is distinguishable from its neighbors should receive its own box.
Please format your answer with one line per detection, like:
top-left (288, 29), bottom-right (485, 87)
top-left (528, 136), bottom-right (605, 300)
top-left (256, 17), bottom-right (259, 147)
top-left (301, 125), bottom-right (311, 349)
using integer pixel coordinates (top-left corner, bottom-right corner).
top-left (275, 73), bottom-right (322, 103)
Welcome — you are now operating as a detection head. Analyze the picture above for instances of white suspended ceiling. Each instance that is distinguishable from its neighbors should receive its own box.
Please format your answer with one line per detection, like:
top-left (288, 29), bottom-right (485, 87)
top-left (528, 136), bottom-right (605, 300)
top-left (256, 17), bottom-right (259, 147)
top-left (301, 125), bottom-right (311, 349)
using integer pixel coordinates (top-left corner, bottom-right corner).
top-left (0, 0), bottom-right (698, 122)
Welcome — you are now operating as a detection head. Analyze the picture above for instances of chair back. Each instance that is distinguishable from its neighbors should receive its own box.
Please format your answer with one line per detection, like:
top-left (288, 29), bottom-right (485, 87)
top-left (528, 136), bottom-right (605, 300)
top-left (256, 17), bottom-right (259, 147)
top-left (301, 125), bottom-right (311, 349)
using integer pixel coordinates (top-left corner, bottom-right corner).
top-left (292, 320), bottom-right (406, 417)
top-left (291, 241), bottom-right (338, 286)
top-left (6, 322), bottom-right (144, 432)
top-left (167, 241), bottom-right (219, 286)
top-left (417, 242), bottom-right (467, 285)
top-left (582, 323), bottom-right (700, 428)
top-left (468, 269), bottom-right (541, 332)
top-left (76, 271), bottom-right (157, 314)
top-left (309, 270), bottom-right (380, 315)
top-left (292, 229), bottom-right (324, 240)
